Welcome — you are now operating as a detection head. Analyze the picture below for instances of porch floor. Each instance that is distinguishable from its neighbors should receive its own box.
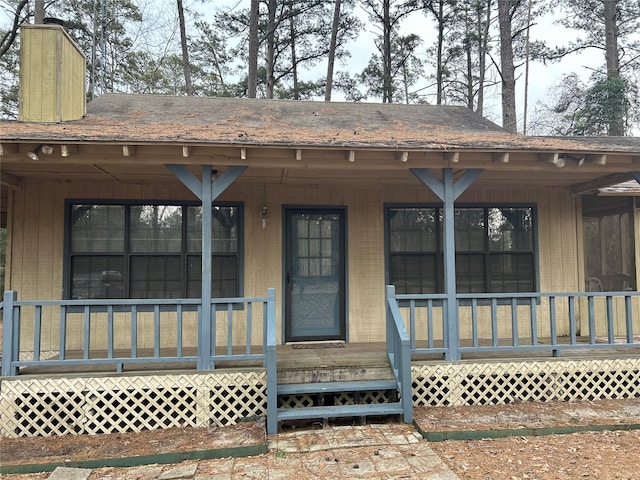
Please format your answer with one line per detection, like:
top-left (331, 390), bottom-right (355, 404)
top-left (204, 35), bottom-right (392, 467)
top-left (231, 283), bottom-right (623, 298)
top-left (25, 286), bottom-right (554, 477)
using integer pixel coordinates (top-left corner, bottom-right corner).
top-left (3, 338), bottom-right (639, 380)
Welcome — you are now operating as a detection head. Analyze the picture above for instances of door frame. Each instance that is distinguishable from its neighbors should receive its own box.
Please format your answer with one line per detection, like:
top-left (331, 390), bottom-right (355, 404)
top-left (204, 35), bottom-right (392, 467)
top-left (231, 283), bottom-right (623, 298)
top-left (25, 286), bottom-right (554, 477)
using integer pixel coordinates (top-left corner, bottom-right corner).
top-left (282, 205), bottom-right (348, 343)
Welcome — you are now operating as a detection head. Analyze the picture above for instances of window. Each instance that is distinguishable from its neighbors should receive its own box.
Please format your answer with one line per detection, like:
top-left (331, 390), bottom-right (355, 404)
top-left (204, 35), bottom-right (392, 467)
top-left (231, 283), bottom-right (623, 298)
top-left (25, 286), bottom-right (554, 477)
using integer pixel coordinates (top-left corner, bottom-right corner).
top-left (66, 202), bottom-right (242, 299)
top-left (582, 196), bottom-right (636, 291)
top-left (387, 205), bottom-right (536, 294)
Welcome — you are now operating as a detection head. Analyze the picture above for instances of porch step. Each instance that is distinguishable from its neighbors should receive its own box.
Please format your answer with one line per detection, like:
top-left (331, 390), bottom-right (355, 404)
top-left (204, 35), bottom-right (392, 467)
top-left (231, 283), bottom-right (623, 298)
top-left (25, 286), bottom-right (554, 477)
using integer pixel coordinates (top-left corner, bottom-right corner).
top-left (276, 402), bottom-right (404, 422)
top-left (277, 379), bottom-right (398, 396)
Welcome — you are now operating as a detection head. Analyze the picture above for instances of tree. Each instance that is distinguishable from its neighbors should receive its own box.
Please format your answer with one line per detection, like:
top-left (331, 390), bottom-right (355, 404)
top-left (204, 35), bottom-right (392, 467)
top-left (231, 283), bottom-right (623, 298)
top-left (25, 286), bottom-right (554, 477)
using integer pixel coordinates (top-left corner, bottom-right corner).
top-left (540, 0), bottom-right (640, 135)
top-left (360, 0), bottom-right (422, 103)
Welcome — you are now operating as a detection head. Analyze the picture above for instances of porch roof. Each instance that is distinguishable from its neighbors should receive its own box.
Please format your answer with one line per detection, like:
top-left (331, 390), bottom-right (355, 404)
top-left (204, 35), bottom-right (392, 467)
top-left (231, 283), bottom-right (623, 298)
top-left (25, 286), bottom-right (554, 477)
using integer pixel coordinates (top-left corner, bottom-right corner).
top-left (2, 93), bottom-right (640, 155)
top-left (1, 94), bottom-right (639, 226)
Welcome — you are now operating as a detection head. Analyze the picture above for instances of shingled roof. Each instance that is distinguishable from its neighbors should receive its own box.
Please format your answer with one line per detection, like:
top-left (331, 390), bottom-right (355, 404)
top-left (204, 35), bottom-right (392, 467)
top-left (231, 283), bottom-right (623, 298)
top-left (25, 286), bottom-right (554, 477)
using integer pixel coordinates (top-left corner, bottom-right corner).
top-left (2, 93), bottom-right (639, 154)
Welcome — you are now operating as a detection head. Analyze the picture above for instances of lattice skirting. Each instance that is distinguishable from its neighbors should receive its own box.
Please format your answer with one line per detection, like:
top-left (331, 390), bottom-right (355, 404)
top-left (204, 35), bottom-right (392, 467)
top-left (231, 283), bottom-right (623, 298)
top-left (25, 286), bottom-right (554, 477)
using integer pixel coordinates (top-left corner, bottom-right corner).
top-left (412, 357), bottom-right (640, 407)
top-left (0, 371), bottom-right (266, 438)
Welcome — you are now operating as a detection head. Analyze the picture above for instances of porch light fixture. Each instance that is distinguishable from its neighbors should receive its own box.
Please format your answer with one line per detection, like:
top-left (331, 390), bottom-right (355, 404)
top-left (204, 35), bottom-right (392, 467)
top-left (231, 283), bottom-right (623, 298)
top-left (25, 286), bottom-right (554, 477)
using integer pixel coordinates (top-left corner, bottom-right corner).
top-left (27, 144), bottom-right (53, 161)
top-left (261, 206), bottom-right (268, 229)
top-left (558, 153), bottom-right (585, 167)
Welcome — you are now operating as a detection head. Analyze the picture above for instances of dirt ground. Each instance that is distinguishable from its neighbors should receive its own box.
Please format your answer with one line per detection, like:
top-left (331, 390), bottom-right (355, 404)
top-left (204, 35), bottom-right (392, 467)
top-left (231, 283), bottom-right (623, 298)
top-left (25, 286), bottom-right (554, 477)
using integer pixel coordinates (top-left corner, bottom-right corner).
top-left (1, 399), bottom-right (640, 480)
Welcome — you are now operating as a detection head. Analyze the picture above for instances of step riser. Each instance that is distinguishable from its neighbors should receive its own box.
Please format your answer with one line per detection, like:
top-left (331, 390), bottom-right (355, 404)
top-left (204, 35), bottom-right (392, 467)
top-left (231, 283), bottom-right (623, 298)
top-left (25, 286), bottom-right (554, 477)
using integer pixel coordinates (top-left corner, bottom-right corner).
top-left (277, 403), bottom-right (404, 421)
top-left (278, 380), bottom-right (398, 396)
top-left (278, 367), bottom-right (394, 385)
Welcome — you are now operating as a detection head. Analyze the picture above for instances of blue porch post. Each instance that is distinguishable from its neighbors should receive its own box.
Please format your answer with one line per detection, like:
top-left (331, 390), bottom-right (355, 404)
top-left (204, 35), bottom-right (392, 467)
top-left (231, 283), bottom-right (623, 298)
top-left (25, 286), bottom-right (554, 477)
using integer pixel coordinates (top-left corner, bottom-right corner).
top-left (166, 164), bottom-right (247, 370)
top-left (410, 167), bottom-right (483, 361)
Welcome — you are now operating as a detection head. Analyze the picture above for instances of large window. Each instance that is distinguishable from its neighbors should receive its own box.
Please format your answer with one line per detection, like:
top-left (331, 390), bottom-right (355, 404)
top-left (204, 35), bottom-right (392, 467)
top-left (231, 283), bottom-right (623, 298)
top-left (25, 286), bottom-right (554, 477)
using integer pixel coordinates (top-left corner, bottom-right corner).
top-left (66, 202), bottom-right (242, 299)
top-left (387, 205), bottom-right (536, 294)
top-left (582, 196), bottom-right (636, 291)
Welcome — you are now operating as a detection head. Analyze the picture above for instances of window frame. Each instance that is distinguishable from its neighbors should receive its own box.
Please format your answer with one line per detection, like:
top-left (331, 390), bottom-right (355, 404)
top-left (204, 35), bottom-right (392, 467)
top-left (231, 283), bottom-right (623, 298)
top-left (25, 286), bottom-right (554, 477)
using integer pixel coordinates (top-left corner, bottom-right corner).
top-left (384, 203), bottom-right (539, 295)
top-left (63, 199), bottom-right (244, 300)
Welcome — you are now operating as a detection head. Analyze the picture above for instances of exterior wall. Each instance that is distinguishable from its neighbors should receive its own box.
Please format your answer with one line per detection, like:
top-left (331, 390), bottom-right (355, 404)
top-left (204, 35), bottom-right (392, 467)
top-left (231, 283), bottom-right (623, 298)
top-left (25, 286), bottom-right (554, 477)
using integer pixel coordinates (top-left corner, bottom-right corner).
top-left (7, 176), bottom-right (625, 350)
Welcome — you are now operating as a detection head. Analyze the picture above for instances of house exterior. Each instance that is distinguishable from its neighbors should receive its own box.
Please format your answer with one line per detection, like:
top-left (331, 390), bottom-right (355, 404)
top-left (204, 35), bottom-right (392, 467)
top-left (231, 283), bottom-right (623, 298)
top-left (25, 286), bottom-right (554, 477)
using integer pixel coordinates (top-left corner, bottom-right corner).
top-left (1, 24), bottom-right (639, 438)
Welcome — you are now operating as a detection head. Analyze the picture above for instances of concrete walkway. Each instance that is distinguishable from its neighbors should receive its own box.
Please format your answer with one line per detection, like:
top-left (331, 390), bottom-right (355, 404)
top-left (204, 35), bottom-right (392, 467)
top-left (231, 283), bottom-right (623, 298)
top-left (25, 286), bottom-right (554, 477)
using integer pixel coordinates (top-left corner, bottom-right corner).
top-left (49, 424), bottom-right (459, 479)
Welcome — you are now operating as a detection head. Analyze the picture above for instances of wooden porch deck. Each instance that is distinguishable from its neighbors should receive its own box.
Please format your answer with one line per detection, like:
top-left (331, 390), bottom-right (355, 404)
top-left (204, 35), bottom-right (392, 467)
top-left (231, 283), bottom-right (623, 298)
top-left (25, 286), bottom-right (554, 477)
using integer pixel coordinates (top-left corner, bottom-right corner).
top-left (5, 339), bottom-right (638, 380)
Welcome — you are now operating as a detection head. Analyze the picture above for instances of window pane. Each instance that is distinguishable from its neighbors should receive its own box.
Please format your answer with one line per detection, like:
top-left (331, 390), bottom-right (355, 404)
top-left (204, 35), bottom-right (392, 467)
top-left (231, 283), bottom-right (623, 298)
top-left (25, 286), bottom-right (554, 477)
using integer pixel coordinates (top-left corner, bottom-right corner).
top-left (455, 254), bottom-right (485, 293)
top-left (455, 209), bottom-right (485, 251)
top-left (488, 208), bottom-right (533, 251)
top-left (489, 253), bottom-right (535, 292)
top-left (389, 208), bottom-right (437, 252)
top-left (70, 256), bottom-right (124, 299)
top-left (187, 255), bottom-right (239, 298)
top-left (130, 205), bottom-right (182, 253)
top-left (390, 254), bottom-right (437, 294)
top-left (71, 205), bottom-right (124, 252)
top-left (187, 206), bottom-right (239, 253)
top-left (130, 256), bottom-right (182, 298)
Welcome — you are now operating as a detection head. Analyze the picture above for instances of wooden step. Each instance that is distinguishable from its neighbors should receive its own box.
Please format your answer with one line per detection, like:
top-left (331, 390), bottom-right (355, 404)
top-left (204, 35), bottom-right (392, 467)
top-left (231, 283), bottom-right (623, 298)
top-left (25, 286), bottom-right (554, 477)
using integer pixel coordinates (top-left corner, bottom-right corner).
top-left (277, 379), bottom-right (398, 396)
top-left (276, 402), bottom-right (404, 422)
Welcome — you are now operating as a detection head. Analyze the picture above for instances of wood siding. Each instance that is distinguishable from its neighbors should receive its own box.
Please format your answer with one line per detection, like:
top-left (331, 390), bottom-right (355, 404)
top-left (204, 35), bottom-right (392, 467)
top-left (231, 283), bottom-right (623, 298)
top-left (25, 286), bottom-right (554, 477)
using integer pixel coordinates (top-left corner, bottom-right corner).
top-left (7, 176), bottom-right (638, 350)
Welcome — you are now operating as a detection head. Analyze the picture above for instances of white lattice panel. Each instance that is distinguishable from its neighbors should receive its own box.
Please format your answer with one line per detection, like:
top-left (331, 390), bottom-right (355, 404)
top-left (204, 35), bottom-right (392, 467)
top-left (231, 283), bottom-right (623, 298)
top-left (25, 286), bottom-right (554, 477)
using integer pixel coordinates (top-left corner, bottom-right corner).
top-left (412, 358), bottom-right (640, 407)
top-left (83, 375), bottom-right (201, 434)
top-left (200, 371), bottom-right (267, 427)
top-left (0, 370), bottom-right (267, 438)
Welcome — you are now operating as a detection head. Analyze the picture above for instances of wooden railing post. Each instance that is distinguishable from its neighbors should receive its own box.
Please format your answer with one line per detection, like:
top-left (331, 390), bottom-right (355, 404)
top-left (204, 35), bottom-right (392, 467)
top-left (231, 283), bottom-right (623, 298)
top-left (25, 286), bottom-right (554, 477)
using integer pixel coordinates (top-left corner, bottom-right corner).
top-left (2, 291), bottom-right (18, 376)
top-left (265, 288), bottom-right (278, 435)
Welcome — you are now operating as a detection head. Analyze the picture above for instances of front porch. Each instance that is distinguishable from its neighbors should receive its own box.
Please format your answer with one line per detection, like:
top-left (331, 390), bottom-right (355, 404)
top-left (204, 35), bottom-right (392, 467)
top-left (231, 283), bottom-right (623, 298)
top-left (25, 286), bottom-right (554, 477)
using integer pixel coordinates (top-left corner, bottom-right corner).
top-left (1, 288), bottom-right (639, 437)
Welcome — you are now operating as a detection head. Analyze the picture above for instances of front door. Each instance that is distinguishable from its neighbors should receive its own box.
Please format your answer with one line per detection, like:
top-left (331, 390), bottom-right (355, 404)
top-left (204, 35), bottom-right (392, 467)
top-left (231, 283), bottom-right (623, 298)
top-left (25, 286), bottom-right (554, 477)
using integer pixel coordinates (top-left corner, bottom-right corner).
top-left (285, 208), bottom-right (346, 342)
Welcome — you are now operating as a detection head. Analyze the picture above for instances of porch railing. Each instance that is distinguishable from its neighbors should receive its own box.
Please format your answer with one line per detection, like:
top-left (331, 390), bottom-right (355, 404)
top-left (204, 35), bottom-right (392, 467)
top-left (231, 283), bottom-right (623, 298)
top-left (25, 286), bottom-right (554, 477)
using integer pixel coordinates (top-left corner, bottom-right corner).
top-left (385, 285), bottom-right (413, 423)
top-left (390, 289), bottom-right (640, 360)
top-left (1, 289), bottom-right (276, 377)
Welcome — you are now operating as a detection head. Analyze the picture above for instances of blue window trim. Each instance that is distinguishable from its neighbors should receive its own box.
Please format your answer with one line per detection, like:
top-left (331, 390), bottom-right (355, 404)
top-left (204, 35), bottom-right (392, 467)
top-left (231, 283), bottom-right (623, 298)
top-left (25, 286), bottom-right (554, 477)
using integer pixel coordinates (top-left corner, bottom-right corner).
top-left (63, 199), bottom-right (244, 302)
top-left (384, 203), bottom-right (540, 302)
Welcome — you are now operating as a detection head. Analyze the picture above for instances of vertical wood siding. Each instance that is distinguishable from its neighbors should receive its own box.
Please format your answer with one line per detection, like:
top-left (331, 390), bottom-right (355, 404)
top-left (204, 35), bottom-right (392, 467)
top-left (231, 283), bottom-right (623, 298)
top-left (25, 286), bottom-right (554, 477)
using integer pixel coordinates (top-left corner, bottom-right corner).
top-left (8, 177), bottom-right (635, 350)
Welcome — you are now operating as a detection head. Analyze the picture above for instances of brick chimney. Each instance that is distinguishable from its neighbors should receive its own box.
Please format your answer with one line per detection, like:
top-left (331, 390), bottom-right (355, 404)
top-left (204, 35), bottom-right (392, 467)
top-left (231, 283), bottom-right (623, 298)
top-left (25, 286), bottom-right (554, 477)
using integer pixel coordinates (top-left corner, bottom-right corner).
top-left (19, 22), bottom-right (86, 122)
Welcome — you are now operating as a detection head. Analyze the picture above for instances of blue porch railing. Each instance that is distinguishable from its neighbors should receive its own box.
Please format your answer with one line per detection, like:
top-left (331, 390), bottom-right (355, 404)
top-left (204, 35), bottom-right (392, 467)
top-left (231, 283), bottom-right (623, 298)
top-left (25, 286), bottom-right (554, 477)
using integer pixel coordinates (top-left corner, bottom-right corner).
top-left (385, 285), bottom-right (413, 423)
top-left (389, 289), bottom-right (640, 360)
top-left (1, 289), bottom-right (276, 377)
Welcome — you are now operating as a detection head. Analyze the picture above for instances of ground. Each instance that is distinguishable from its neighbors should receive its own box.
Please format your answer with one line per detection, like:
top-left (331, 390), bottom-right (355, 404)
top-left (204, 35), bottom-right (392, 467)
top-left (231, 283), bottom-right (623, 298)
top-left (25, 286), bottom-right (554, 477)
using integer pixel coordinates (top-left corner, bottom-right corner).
top-left (1, 398), bottom-right (639, 479)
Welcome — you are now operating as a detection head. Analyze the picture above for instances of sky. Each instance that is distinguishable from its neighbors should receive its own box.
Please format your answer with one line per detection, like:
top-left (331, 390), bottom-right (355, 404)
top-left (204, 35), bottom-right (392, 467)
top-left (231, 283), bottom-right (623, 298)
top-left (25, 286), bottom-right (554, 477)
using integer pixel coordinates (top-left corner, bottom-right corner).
top-left (205, 1), bottom-right (614, 135)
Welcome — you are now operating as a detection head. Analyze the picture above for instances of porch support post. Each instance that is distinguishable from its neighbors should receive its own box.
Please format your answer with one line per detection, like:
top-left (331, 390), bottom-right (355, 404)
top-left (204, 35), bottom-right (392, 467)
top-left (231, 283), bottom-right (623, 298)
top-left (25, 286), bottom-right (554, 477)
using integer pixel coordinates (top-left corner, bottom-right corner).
top-left (1, 291), bottom-right (18, 376)
top-left (166, 164), bottom-right (247, 370)
top-left (410, 168), bottom-right (483, 361)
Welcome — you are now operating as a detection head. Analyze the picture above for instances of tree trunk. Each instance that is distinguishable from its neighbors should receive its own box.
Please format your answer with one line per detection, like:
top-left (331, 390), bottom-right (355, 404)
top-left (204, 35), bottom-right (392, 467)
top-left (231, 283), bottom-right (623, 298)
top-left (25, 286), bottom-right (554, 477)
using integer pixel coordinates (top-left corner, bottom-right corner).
top-left (603, 0), bottom-right (623, 135)
top-left (248, 0), bottom-right (259, 98)
top-left (435, 1), bottom-right (444, 105)
top-left (382, 0), bottom-right (392, 103)
top-left (475, 0), bottom-right (491, 115)
top-left (177, 0), bottom-right (193, 96)
top-left (288, 6), bottom-right (299, 99)
top-left (324, 0), bottom-right (341, 101)
top-left (498, 0), bottom-right (517, 132)
top-left (265, 0), bottom-right (277, 99)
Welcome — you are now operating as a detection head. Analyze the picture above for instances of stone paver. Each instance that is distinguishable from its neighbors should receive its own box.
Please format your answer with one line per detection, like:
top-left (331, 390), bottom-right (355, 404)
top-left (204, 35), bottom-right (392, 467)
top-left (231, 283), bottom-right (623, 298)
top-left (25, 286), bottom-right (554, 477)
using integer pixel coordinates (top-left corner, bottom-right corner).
top-left (80, 423), bottom-right (460, 479)
top-left (157, 463), bottom-right (198, 480)
top-left (48, 466), bottom-right (92, 480)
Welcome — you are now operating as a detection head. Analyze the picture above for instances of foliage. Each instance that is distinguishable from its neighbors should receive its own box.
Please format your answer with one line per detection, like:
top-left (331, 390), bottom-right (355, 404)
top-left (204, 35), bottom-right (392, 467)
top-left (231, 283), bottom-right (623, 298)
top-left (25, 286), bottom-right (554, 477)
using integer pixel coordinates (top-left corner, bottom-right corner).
top-left (0, 0), bottom-right (638, 133)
